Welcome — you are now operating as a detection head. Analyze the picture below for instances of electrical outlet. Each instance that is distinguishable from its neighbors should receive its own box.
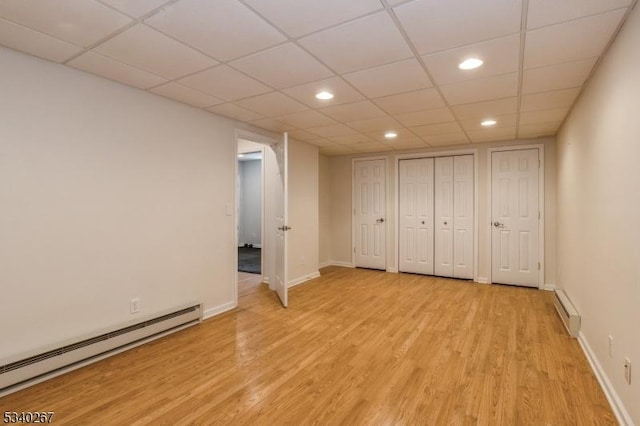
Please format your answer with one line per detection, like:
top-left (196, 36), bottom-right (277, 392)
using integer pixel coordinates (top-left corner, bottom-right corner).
top-left (624, 358), bottom-right (632, 384)
top-left (608, 335), bottom-right (614, 358)
top-left (130, 298), bottom-right (140, 314)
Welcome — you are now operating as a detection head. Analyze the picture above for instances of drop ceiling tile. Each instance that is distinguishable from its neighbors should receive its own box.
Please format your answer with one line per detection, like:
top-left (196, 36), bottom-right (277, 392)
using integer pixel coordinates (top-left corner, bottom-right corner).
top-left (467, 126), bottom-right (516, 143)
top-left (349, 141), bottom-right (390, 152)
top-left (394, 0), bottom-right (522, 54)
top-left (518, 121), bottom-right (562, 137)
top-left (393, 107), bottom-right (455, 127)
top-left (244, 0), bottom-right (383, 38)
top-left (450, 98), bottom-right (518, 120)
top-left (230, 43), bottom-right (333, 89)
top-left (250, 118), bottom-right (294, 133)
top-left (178, 65), bottom-right (271, 101)
top-left (522, 57), bottom-right (597, 94)
top-left (520, 87), bottom-right (581, 112)
top-left (410, 121), bottom-right (464, 137)
top-left (150, 82), bottom-right (223, 108)
top-left (422, 34), bottom-right (520, 86)
top-left (525, 9), bottom-right (626, 69)
top-left (101, 0), bottom-right (172, 18)
top-left (527, 0), bottom-right (631, 29)
top-left (298, 12), bottom-right (412, 73)
top-left (343, 59), bottom-right (432, 98)
top-left (68, 51), bottom-right (167, 89)
top-left (460, 114), bottom-right (517, 132)
top-left (389, 141), bottom-right (430, 150)
top-left (346, 116), bottom-right (403, 133)
top-left (439, 72), bottom-right (518, 105)
top-left (0, 18), bottom-right (83, 63)
top-left (328, 134), bottom-right (377, 145)
top-left (320, 100), bottom-right (387, 122)
top-left (373, 88), bottom-right (446, 115)
top-left (276, 110), bottom-right (337, 129)
top-left (519, 108), bottom-right (569, 125)
top-left (307, 124), bottom-right (359, 138)
top-left (282, 76), bottom-right (365, 108)
top-left (144, 0), bottom-right (285, 62)
top-left (367, 128), bottom-right (423, 144)
top-left (0, 0), bottom-right (131, 47)
top-left (207, 103), bottom-right (265, 122)
top-left (423, 132), bottom-right (470, 145)
top-left (288, 130), bottom-right (322, 142)
top-left (235, 92), bottom-right (309, 117)
top-left (94, 24), bottom-right (217, 79)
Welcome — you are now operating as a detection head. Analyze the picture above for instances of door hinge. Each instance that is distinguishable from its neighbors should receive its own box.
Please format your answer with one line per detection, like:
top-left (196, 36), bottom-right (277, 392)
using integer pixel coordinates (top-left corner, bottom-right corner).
top-left (538, 262), bottom-right (541, 270)
top-left (538, 159), bottom-right (541, 168)
top-left (538, 211), bottom-right (541, 220)
top-left (353, 247), bottom-right (356, 254)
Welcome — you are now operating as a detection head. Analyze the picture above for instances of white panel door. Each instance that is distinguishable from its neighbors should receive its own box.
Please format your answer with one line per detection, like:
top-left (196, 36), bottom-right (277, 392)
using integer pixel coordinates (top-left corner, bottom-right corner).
top-left (399, 158), bottom-right (434, 274)
top-left (491, 149), bottom-right (539, 287)
top-left (272, 132), bottom-right (289, 307)
top-left (453, 155), bottom-right (474, 279)
top-left (354, 159), bottom-right (386, 270)
top-left (434, 156), bottom-right (454, 277)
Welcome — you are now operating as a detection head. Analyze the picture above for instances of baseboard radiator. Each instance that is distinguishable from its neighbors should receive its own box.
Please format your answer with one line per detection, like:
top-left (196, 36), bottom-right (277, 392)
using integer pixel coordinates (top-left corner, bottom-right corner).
top-left (553, 289), bottom-right (580, 337)
top-left (0, 303), bottom-right (202, 392)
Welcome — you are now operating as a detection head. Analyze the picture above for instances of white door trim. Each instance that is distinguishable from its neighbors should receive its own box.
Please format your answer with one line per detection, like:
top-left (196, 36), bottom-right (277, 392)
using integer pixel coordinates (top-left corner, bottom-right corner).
top-left (486, 144), bottom-right (545, 289)
top-left (394, 149), bottom-right (479, 281)
top-left (234, 129), bottom-right (277, 307)
top-left (351, 156), bottom-right (388, 270)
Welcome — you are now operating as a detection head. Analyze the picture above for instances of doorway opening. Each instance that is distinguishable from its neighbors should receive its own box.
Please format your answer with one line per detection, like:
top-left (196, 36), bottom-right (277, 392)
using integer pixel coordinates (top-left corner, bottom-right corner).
top-left (234, 130), bottom-right (289, 308)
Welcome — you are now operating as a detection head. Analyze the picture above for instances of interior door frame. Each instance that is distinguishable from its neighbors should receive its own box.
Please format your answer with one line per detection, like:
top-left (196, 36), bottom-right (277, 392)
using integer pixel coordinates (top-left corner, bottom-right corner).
top-left (394, 149), bottom-right (479, 281)
top-left (486, 144), bottom-right (545, 289)
top-left (234, 129), bottom-right (277, 307)
top-left (351, 156), bottom-right (389, 270)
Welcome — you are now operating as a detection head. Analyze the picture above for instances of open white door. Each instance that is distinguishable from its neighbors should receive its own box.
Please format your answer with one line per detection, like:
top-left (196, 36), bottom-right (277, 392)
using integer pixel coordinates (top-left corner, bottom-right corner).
top-left (272, 132), bottom-right (289, 307)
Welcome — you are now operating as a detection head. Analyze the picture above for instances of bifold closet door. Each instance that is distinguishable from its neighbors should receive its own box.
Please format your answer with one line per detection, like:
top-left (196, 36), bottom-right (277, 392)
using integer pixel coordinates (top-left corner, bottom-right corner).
top-left (434, 155), bottom-right (474, 279)
top-left (398, 158), bottom-right (434, 274)
top-left (453, 155), bottom-right (474, 279)
top-left (434, 157), bottom-right (454, 277)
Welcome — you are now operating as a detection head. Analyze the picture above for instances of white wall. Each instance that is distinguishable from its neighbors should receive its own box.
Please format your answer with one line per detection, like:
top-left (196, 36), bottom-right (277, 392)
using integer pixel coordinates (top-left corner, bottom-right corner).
top-left (318, 154), bottom-right (331, 267)
top-left (287, 140), bottom-right (320, 285)
top-left (239, 159), bottom-right (262, 247)
top-left (557, 4), bottom-right (640, 423)
top-left (326, 137), bottom-right (557, 286)
top-left (0, 47), bottom-right (275, 362)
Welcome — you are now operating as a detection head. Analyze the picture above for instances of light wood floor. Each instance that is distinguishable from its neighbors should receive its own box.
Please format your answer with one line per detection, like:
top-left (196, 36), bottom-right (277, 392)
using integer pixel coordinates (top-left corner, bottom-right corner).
top-left (0, 267), bottom-right (615, 425)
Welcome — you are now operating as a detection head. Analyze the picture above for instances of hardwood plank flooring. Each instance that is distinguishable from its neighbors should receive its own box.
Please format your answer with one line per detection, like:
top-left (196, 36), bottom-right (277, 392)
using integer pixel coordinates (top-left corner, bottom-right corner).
top-left (0, 267), bottom-right (615, 425)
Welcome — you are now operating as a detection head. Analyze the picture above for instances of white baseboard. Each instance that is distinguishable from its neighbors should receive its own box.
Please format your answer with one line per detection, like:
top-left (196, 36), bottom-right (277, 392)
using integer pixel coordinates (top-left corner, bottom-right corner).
top-left (543, 283), bottom-right (556, 291)
top-left (328, 260), bottom-right (355, 268)
top-left (476, 277), bottom-right (489, 284)
top-left (386, 267), bottom-right (398, 273)
top-left (203, 301), bottom-right (236, 320)
top-left (288, 271), bottom-right (321, 288)
top-left (578, 331), bottom-right (633, 426)
top-left (319, 261), bottom-right (331, 269)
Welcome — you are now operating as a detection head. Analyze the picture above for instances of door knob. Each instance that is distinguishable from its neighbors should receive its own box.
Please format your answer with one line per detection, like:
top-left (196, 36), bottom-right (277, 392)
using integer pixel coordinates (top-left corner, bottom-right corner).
top-left (376, 218), bottom-right (385, 223)
top-left (493, 221), bottom-right (503, 228)
top-left (278, 225), bottom-right (292, 231)
top-left (444, 221), bottom-right (448, 225)
top-left (421, 221), bottom-right (425, 225)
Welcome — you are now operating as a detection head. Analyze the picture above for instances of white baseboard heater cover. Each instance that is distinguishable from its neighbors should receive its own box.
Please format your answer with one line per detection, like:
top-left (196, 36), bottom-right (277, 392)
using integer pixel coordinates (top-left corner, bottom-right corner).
top-left (0, 303), bottom-right (202, 391)
top-left (553, 289), bottom-right (580, 337)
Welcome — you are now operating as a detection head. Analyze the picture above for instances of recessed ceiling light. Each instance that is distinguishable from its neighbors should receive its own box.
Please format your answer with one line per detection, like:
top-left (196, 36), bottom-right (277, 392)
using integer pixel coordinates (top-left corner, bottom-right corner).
top-left (458, 58), bottom-right (483, 70)
top-left (384, 131), bottom-right (398, 139)
top-left (237, 154), bottom-right (245, 158)
top-left (481, 119), bottom-right (497, 127)
top-left (315, 91), bottom-right (334, 100)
